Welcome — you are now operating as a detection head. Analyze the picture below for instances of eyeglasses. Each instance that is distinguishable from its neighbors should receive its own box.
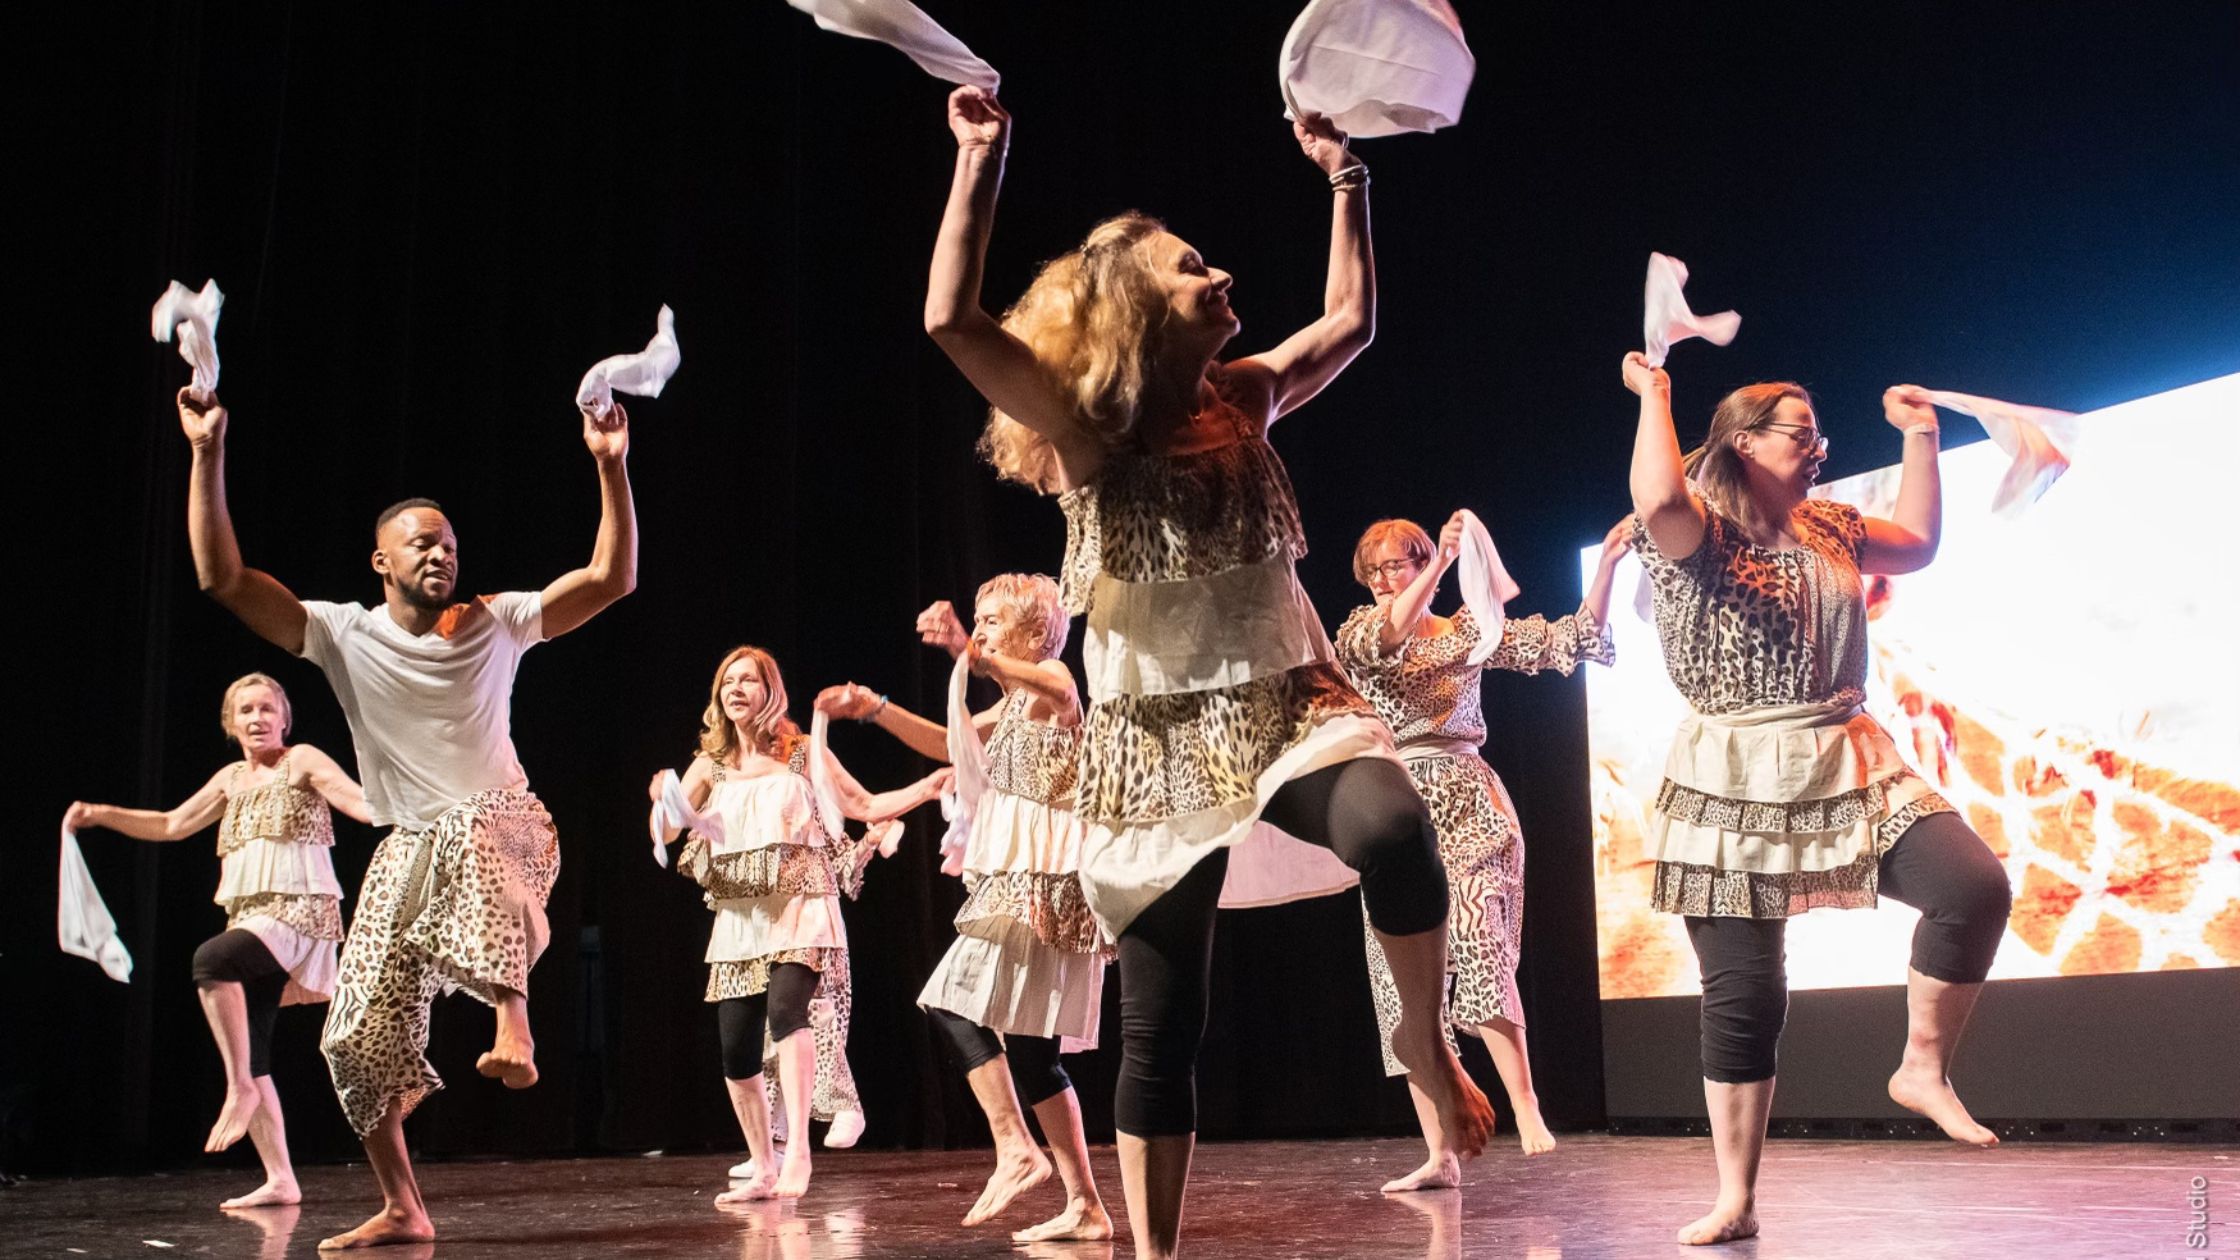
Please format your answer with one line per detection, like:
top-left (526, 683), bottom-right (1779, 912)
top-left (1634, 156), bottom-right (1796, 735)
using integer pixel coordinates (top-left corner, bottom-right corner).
top-left (1757, 423), bottom-right (1829, 455)
top-left (1367, 559), bottom-right (1419, 581)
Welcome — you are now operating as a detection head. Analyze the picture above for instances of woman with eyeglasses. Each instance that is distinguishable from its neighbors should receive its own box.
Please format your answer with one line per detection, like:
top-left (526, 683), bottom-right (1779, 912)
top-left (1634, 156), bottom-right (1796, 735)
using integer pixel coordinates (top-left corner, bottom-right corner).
top-left (1334, 511), bottom-right (1629, 1189)
top-left (924, 84), bottom-right (1490, 1258)
top-left (1621, 353), bottom-right (2012, 1245)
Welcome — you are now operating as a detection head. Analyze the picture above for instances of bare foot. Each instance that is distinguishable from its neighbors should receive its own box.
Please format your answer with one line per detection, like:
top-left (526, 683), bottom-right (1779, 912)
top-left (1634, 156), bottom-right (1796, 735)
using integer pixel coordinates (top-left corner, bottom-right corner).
top-left (716, 1172), bottom-right (779, 1206)
top-left (318, 1207), bottom-right (434, 1249)
top-left (206, 1078), bottom-right (262, 1152)
top-left (1676, 1198), bottom-right (1758, 1246)
top-left (823, 1108), bottom-right (866, 1149)
top-left (1380, 1151), bottom-right (1461, 1193)
top-left (1011, 1198), bottom-right (1114, 1242)
top-left (221, 1178), bottom-right (302, 1209)
top-left (1889, 1066), bottom-right (1998, 1146)
top-left (727, 1147), bottom-right (782, 1180)
top-left (475, 1030), bottom-right (538, 1089)
top-left (1392, 1014), bottom-right (1495, 1158)
top-left (1514, 1107), bottom-right (1557, 1156)
top-left (775, 1144), bottom-right (813, 1198)
top-left (961, 1147), bottom-right (1052, 1226)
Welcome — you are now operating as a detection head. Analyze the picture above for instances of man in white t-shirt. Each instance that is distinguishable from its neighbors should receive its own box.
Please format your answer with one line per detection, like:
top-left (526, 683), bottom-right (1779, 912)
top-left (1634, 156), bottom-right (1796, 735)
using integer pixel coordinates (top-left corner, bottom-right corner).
top-left (178, 385), bottom-right (636, 1250)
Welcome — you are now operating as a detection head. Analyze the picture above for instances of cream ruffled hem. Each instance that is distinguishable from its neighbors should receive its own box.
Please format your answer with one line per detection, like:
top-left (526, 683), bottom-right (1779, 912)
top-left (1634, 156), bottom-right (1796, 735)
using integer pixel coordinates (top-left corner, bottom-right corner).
top-left (212, 838), bottom-right (344, 904)
top-left (231, 914), bottom-right (339, 1006)
top-left (1078, 712), bottom-right (1398, 938)
top-left (918, 920), bottom-right (1106, 1051)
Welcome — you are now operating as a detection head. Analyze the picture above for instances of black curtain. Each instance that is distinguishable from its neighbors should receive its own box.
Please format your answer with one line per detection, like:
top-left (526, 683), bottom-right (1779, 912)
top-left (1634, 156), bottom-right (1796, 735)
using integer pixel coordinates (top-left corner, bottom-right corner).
top-left (10, 0), bottom-right (2236, 1175)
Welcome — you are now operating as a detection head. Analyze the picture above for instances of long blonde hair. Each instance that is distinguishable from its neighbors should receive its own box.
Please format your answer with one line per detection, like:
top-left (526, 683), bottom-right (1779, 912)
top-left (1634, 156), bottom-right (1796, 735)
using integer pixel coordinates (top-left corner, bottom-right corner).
top-left (219, 673), bottom-right (292, 742)
top-left (696, 646), bottom-right (800, 764)
top-left (1684, 382), bottom-right (1813, 527)
top-left (981, 212), bottom-right (1173, 492)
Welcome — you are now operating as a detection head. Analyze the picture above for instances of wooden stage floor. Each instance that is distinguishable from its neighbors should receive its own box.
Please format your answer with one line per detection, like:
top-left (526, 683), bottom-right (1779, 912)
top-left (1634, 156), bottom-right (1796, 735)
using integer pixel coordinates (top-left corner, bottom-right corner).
top-left (6, 1135), bottom-right (2230, 1258)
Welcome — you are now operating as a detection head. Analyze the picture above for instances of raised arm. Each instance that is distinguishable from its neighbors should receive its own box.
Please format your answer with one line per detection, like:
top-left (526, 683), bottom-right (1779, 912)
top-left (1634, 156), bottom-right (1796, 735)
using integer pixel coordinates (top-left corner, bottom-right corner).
top-left (819, 750), bottom-right (953, 825)
top-left (293, 744), bottom-right (373, 826)
top-left (539, 403), bottom-right (637, 638)
top-left (816, 684), bottom-right (955, 763)
top-left (65, 764), bottom-right (232, 842)
top-left (1377, 513), bottom-right (1462, 652)
top-left (1581, 515), bottom-right (1635, 627)
top-left (967, 647), bottom-right (1081, 727)
top-left (1623, 353), bottom-right (1708, 559)
top-left (1858, 386), bottom-right (1942, 574)
top-left (180, 390), bottom-right (309, 654)
top-left (1225, 113), bottom-right (1374, 424)
top-left (923, 89), bottom-right (1095, 469)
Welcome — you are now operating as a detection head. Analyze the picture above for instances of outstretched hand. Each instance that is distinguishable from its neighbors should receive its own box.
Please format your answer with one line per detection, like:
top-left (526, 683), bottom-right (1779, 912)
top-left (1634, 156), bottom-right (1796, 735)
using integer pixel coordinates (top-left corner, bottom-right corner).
top-left (178, 387), bottom-right (227, 448)
top-left (63, 801), bottom-right (98, 832)
top-left (815, 683), bottom-right (880, 721)
top-left (948, 86), bottom-right (1009, 152)
top-left (581, 400), bottom-right (630, 463)
top-left (1292, 110), bottom-right (1352, 177)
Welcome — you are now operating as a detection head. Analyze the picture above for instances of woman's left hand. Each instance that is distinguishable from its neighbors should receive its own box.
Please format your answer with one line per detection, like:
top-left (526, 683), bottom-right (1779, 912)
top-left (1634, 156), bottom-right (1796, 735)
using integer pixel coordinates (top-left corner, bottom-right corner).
top-left (1437, 512), bottom-right (1468, 564)
top-left (1293, 110), bottom-right (1352, 177)
top-left (1883, 384), bottom-right (1939, 433)
top-left (1600, 515), bottom-right (1636, 567)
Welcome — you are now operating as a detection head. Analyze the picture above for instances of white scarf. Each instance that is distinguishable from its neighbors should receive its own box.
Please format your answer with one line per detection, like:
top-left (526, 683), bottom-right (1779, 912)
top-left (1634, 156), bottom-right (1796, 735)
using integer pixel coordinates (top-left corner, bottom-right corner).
top-left (1643, 252), bottom-right (1739, 367)
top-left (1453, 509), bottom-right (1520, 666)
top-left (1925, 389), bottom-right (2078, 517)
top-left (935, 650), bottom-right (986, 878)
top-left (151, 279), bottom-right (224, 402)
top-left (1279, 0), bottom-right (1473, 138)
top-left (785, 0), bottom-right (998, 90)
top-left (58, 824), bottom-right (133, 983)
top-left (576, 305), bottom-right (681, 421)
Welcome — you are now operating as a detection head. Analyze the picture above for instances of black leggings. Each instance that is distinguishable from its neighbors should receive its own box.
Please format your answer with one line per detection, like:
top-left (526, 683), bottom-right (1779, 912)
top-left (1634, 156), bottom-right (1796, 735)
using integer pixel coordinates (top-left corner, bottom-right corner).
top-left (1115, 755), bottom-right (1445, 1136)
top-left (926, 1007), bottom-right (1073, 1107)
top-left (191, 930), bottom-right (288, 1078)
top-left (716, 962), bottom-right (820, 1081)
top-left (1687, 810), bottom-right (2013, 1084)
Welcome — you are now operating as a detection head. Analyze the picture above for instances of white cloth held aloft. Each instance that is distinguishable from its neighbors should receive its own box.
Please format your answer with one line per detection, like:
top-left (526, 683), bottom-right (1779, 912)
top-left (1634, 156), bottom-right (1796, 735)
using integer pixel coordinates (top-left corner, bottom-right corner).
top-left (1925, 389), bottom-right (2078, 518)
top-left (936, 651), bottom-right (986, 879)
top-left (1279, 0), bottom-right (1474, 138)
top-left (1643, 252), bottom-right (1740, 368)
top-left (58, 824), bottom-right (133, 983)
top-left (575, 305), bottom-right (681, 420)
top-left (785, 0), bottom-right (999, 90)
top-left (151, 279), bottom-right (224, 401)
top-left (648, 767), bottom-right (724, 868)
top-left (806, 711), bottom-right (847, 844)
top-left (1453, 509), bottom-right (1520, 666)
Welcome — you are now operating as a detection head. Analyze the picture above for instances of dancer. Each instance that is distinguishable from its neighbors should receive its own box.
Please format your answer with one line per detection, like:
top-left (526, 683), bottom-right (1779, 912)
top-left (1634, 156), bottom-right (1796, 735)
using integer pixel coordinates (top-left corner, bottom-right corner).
top-left (651, 646), bottom-right (949, 1203)
top-left (177, 385), bottom-right (637, 1249)
top-left (66, 673), bottom-right (368, 1209)
top-left (1622, 354), bottom-right (2012, 1245)
top-left (925, 86), bottom-right (1491, 1258)
top-left (817, 575), bottom-right (1113, 1241)
top-left (1335, 512), bottom-right (1628, 1187)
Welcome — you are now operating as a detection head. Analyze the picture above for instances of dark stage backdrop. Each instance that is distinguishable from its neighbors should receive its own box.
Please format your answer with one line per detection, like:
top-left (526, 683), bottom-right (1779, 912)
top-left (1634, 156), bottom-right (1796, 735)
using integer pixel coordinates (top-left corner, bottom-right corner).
top-left (11, 1), bottom-right (2236, 1175)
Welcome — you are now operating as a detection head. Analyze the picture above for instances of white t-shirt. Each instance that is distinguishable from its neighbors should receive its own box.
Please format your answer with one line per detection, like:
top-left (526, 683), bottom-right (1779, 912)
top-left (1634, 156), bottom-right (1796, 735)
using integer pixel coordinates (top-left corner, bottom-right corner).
top-left (299, 592), bottom-right (544, 829)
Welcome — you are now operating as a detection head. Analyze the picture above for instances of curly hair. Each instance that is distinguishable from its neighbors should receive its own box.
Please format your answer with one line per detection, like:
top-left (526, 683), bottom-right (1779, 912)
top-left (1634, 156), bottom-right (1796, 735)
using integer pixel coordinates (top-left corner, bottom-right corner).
top-left (974, 572), bottom-right (1070, 660)
top-left (980, 212), bottom-right (1174, 492)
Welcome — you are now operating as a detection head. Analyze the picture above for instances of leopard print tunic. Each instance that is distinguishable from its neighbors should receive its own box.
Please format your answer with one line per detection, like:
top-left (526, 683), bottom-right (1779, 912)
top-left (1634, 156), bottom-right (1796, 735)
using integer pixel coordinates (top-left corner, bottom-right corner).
top-left (1337, 602), bottom-right (1612, 1073)
top-left (950, 690), bottom-right (1108, 956)
top-left (1634, 500), bottom-right (1953, 918)
top-left (1058, 402), bottom-right (1373, 835)
top-left (217, 751), bottom-right (344, 941)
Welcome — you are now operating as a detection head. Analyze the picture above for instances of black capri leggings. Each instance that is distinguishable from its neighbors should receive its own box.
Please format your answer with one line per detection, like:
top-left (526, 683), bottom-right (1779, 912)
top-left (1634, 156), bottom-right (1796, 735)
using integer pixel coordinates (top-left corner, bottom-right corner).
top-left (1115, 755), bottom-right (1445, 1136)
top-left (1688, 810), bottom-right (2013, 1084)
top-left (716, 962), bottom-right (821, 1081)
top-left (191, 930), bottom-right (289, 1078)
top-left (926, 1007), bottom-right (1073, 1107)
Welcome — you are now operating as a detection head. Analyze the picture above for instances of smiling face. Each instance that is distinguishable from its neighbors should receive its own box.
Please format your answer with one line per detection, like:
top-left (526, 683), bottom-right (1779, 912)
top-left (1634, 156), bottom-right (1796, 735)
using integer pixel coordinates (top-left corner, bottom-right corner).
top-left (720, 655), bottom-right (769, 731)
top-left (1352, 519), bottom-right (1435, 606)
top-left (971, 595), bottom-right (1032, 660)
top-left (1147, 231), bottom-right (1240, 357)
top-left (374, 507), bottom-right (459, 611)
